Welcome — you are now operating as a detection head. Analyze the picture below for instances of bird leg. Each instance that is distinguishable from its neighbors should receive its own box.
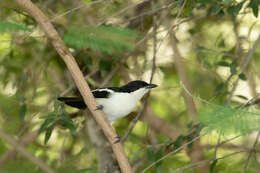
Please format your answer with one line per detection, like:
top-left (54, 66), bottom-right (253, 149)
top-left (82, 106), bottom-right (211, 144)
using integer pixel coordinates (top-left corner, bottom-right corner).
top-left (113, 135), bottom-right (121, 144)
top-left (95, 105), bottom-right (103, 111)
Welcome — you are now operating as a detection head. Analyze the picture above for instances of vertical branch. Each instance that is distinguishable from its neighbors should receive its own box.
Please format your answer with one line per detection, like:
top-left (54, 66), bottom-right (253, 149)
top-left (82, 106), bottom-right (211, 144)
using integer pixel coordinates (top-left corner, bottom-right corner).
top-left (170, 34), bottom-right (197, 121)
top-left (227, 34), bottom-right (260, 104)
top-left (14, 0), bottom-right (133, 172)
top-left (170, 33), bottom-right (210, 173)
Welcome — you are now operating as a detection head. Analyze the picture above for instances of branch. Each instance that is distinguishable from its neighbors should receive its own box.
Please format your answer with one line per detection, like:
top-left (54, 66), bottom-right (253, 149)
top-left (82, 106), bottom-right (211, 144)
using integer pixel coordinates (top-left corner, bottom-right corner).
top-left (0, 130), bottom-right (38, 166)
top-left (14, 0), bottom-right (133, 172)
top-left (86, 114), bottom-right (120, 173)
top-left (227, 33), bottom-right (260, 104)
top-left (0, 128), bottom-right (55, 173)
top-left (121, 0), bottom-right (158, 142)
top-left (170, 33), bottom-right (210, 173)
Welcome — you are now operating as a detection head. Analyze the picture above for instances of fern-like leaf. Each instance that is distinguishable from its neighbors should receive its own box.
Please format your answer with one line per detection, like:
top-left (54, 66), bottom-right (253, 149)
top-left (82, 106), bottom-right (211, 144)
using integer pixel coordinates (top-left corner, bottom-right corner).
top-left (63, 26), bottom-right (139, 54)
top-left (0, 21), bottom-right (31, 33)
top-left (199, 104), bottom-right (260, 135)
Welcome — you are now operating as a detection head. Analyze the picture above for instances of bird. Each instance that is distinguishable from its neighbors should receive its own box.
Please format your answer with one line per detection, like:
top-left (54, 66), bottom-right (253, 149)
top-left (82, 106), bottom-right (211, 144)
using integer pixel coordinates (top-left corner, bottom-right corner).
top-left (58, 80), bottom-right (157, 124)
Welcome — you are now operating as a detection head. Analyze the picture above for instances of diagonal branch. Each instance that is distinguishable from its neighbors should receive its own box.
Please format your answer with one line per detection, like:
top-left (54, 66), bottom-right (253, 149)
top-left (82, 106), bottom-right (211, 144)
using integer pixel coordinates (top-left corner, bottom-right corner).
top-left (0, 128), bottom-right (55, 173)
top-left (14, 0), bottom-right (133, 172)
top-left (0, 130), bottom-right (38, 166)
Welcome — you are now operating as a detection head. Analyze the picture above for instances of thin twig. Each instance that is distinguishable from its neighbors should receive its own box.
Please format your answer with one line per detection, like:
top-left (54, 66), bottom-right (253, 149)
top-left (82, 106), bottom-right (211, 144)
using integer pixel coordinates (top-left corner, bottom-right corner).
top-left (227, 34), bottom-right (260, 104)
top-left (156, 0), bottom-right (187, 53)
top-left (119, 1), bottom-right (178, 25)
top-left (50, 0), bottom-right (106, 22)
top-left (98, 0), bottom-right (150, 25)
top-left (141, 132), bottom-right (208, 173)
top-left (0, 128), bottom-right (55, 173)
top-left (171, 150), bottom-right (246, 173)
top-left (241, 131), bottom-right (260, 173)
top-left (121, 0), bottom-right (157, 142)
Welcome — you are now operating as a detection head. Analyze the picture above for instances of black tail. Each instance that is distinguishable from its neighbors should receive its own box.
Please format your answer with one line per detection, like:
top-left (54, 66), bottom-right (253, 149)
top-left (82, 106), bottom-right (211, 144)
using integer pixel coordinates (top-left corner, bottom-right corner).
top-left (58, 97), bottom-right (87, 109)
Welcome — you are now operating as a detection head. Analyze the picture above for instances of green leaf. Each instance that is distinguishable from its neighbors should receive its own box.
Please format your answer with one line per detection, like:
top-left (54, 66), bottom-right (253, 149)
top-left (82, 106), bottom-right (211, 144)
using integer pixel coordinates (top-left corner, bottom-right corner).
top-left (39, 113), bottom-right (57, 120)
top-left (61, 113), bottom-right (77, 135)
top-left (147, 148), bottom-right (156, 162)
top-left (230, 63), bottom-right (237, 75)
top-left (173, 135), bottom-right (184, 149)
top-left (208, 4), bottom-right (222, 16)
top-left (210, 160), bottom-right (218, 173)
top-left (63, 26), bottom-right (139, 54)
top-left (83, 55), bottom-right (93, 68)
top-left (248, 0), bottom-right (259, 17)
top-left (238, 73), bottom-right (247, 81)
top-left (199, 104), bottom-right (260, 135)
top-left (216, 61), bottom-right (230, 67)
top-left (44, 125), bottom-right (54, 144)
top-left (113, 73), bottom-right (120, 87)
top-left (19, 104), bottom-right (27, 121)
top-left (214, 83), bottom-right (225, 95)
top-left (38, 117), bottom-right (55, 134)
top-left (187, 134), bottom-right (194, 149)
top-left (0, 21), bottom-right (32, 33)
top-left (227, 1), bottom-right (245, 16)
top-left (54, 99), bottom-right (60, 113)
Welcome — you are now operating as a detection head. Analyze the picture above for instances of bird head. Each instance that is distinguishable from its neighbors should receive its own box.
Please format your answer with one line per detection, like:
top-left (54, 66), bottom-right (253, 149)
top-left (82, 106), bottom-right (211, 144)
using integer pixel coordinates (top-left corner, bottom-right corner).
top-left (121, 80), bottom-right (158, 100)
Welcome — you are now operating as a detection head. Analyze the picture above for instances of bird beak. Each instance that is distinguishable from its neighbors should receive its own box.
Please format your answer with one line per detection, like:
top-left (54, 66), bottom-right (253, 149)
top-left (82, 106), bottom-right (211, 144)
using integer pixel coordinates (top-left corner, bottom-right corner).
top-left (146, 84), bottom-right (158, 89)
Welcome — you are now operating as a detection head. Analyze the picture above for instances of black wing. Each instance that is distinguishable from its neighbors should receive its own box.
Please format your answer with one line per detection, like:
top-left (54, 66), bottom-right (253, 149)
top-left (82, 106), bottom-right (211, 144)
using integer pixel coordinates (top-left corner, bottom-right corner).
top-left (92, 90), bottom-right (110, 98)
top-left (58, 90), bottom-right (110, 109)
top-left (58, 97), bottom-right (86, 109)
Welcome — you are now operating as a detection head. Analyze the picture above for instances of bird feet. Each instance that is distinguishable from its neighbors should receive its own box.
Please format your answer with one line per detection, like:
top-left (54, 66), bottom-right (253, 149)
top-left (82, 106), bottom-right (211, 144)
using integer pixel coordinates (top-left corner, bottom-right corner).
top-left (113, 135), bottom-right (121, 144)
top-left (95, 105), bottom-right (103, 111)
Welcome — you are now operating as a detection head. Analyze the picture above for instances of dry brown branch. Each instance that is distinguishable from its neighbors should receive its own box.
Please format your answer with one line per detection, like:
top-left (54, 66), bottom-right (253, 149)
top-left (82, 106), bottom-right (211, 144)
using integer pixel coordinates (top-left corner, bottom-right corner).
top-left (0, 128), bottom-right (55, 173)
top-left (14, 0), bottom-right (133, 172)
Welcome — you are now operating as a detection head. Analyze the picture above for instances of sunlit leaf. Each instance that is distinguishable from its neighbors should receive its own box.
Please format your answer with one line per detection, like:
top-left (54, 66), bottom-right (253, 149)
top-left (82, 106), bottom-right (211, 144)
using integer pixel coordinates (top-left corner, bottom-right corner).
top-left (44, 125), bottom-right (54, 144)
top-left (61, 112), bottom-right (77, 135)
top-left (38, 117), bottom-right (55, 134)
top-left (0, 21), bottom-right (32, 33)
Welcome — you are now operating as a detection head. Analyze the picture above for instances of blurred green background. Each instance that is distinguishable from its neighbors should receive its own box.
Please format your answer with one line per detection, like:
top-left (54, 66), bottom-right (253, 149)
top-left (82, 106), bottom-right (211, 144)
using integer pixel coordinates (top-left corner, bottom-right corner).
top-left (1, 0), bottom-right (260, 172)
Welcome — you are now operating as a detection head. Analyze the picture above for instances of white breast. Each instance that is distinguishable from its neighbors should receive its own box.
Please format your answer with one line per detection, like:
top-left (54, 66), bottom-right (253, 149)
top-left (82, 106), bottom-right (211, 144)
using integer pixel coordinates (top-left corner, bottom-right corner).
top-left (96, 88), bottom-right (148, 124)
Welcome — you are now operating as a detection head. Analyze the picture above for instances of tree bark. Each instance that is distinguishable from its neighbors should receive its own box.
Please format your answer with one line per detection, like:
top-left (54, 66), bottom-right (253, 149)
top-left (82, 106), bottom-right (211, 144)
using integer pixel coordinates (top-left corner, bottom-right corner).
top-left (86, 113), bottom-right (121, 173)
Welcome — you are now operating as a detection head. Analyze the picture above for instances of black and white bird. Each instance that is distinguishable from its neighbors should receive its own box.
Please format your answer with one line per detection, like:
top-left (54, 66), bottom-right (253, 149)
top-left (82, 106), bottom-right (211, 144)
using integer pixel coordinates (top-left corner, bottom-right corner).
top-left (58, 80), bottom-right (157, 124)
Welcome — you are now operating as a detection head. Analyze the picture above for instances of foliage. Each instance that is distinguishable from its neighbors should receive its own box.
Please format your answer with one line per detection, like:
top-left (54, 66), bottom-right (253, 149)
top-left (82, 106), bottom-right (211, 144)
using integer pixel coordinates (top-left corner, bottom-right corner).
top-left (0, 21), bottom-right (32, 33)
top-left (199, 104), bottom-right (260, 135)
top-left (63, 26), bottom-right (139, 54)
top-left (38, 100), bottom-right (77, 144)
top-left (1, 0), bottom-right (260, 173)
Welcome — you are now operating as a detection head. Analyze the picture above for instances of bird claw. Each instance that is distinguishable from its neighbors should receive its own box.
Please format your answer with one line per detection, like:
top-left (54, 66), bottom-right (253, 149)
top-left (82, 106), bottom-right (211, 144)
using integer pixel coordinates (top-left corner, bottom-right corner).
top-left (95, 105), bottom-right (103, 111)
top-left (113, 135), bottom-right (121, 144)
